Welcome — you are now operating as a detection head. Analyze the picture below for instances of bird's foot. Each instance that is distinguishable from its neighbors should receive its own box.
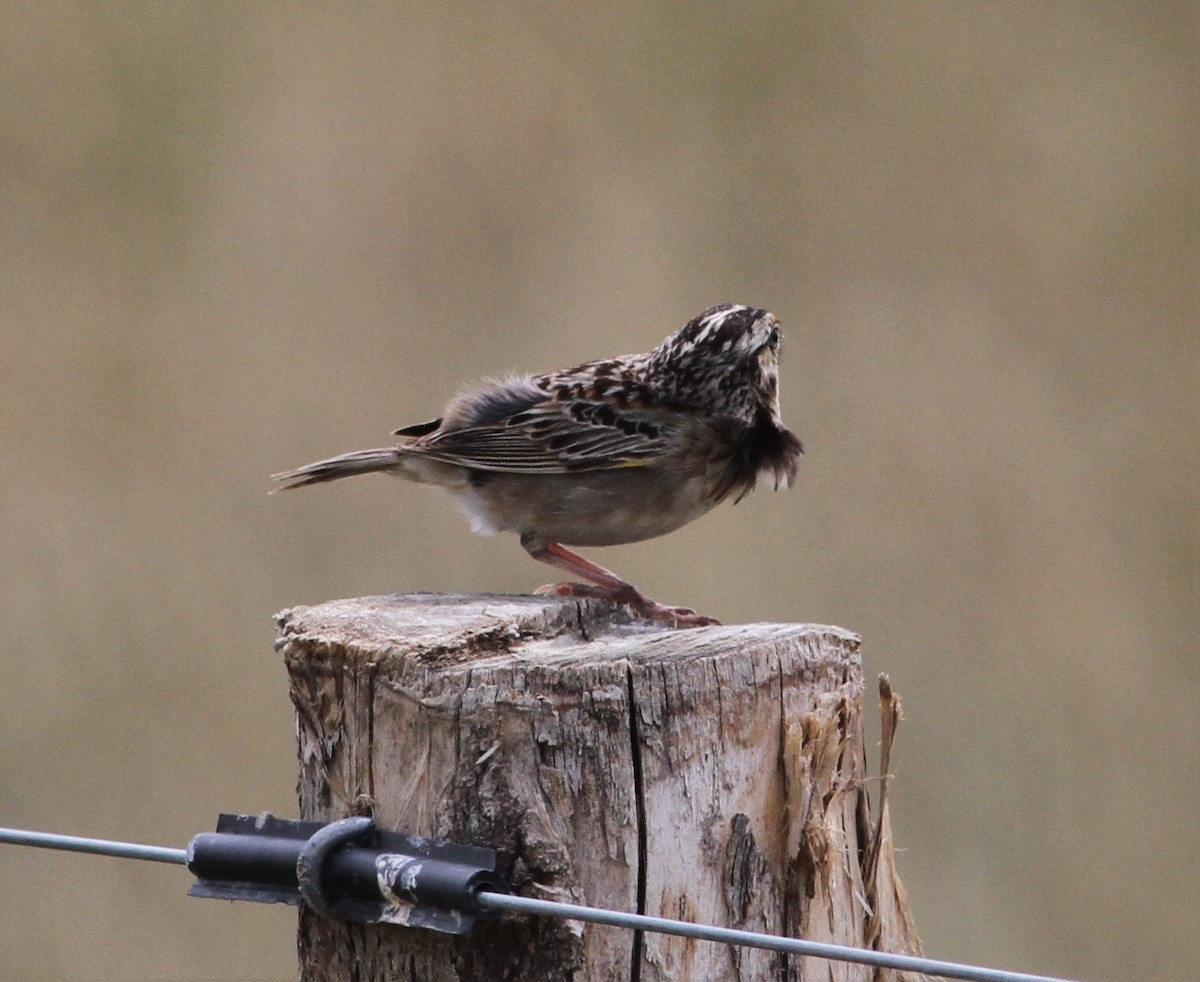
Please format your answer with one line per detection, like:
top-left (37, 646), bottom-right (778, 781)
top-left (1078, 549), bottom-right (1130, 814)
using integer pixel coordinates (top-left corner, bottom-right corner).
top-left (534, 582), bottom-right (720, 629)
top-left (636, 600), bottom-right (721, 629)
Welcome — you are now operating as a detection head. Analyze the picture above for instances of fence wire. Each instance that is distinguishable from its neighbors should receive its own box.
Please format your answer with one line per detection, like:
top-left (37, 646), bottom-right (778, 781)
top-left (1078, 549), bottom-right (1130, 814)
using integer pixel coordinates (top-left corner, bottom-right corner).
top-left (0, 826), bottom-right (1082, 982)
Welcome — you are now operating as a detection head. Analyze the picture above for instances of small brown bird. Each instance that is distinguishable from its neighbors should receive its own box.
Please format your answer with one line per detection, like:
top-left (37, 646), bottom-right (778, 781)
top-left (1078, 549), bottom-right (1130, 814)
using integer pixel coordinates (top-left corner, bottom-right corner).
top-left (273, 303), bottom-right (803, 627)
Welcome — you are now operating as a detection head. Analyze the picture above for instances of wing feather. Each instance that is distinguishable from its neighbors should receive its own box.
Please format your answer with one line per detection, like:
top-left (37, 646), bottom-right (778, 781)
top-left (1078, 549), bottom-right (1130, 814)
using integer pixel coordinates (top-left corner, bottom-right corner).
top-left (407, 400), bottom-right (672, 473)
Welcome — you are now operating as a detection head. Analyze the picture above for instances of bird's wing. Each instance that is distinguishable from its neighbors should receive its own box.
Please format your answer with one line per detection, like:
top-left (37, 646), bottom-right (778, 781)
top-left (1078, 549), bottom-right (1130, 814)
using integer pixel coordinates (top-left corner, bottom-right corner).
top-left (394, 418), bottom-right (442, 437)
top-left (406, 400), bottom-right (673, 474)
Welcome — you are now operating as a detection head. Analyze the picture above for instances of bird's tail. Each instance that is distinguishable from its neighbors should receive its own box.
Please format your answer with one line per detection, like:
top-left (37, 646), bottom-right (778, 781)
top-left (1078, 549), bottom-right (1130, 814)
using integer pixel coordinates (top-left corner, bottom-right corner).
top-left (271, 447), bottom-right (404, 491)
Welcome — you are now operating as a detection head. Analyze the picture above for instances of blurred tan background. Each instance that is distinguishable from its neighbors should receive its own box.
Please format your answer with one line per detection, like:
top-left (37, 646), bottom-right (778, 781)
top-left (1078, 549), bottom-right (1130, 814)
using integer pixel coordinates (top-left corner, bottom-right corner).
top-left (0, 3), bottom-right (1194, 980)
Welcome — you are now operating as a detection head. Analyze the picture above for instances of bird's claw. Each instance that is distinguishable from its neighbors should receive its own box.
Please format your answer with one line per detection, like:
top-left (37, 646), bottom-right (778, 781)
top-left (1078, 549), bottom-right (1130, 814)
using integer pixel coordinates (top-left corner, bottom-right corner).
top-left (643, 603), bottom-right (721, 628)
top-left (534, 582), bottom-right (719, 629)
top-left (534, 582), bottom-right (610, 598)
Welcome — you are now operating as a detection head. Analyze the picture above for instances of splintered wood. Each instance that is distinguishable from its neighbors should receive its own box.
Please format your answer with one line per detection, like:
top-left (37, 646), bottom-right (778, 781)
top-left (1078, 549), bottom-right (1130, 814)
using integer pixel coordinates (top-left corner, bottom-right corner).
top-left (277, 593), bottom-right (921, 981)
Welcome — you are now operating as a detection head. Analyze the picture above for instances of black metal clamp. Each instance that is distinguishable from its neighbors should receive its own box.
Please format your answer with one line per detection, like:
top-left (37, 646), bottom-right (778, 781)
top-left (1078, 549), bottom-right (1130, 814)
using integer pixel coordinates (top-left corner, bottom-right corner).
top-left (187, 813), bottom-right (509, 935)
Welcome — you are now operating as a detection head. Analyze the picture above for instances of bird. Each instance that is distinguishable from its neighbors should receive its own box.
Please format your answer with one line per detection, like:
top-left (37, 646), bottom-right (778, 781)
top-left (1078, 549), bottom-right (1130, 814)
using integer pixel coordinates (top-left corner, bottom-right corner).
top-left (272, 303), bottom-right (803, 628)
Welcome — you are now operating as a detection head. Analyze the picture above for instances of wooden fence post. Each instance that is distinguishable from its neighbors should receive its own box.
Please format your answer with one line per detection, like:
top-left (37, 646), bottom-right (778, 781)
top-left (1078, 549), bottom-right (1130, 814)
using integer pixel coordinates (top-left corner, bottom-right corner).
top-left (276, 593), bottom-right (921, 981)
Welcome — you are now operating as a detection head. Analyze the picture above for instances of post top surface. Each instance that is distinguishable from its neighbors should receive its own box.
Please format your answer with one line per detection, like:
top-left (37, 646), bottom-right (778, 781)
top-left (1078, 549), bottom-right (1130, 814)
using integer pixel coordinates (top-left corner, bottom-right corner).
top-left (276, 593), bottom-right (860, 673)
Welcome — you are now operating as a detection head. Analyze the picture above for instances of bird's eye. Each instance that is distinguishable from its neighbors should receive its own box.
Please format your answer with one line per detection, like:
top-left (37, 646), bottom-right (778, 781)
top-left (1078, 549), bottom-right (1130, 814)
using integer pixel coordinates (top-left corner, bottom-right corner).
top-left (765, 326), bottom-right (781, 351)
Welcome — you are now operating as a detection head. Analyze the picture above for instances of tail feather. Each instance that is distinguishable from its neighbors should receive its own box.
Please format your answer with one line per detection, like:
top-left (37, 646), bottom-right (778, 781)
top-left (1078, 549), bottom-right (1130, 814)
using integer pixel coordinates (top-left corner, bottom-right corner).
top-left (271, 447), bottom-right (403, 491)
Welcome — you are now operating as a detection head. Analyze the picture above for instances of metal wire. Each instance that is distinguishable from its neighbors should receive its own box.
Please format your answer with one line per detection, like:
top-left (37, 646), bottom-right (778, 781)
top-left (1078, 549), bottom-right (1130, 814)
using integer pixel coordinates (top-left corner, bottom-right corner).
top-left (0, 826), bottom-right (1081, 982)
top-left (0, 827), bottom-right (187, 865)
top-left (475, 892), bottom-right (1079, 982)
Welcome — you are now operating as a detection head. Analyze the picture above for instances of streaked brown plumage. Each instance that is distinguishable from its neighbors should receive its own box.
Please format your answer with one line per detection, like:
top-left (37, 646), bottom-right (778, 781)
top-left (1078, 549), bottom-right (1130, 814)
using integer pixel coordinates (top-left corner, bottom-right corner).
top-left (273, 303), bottom-right (802, 627)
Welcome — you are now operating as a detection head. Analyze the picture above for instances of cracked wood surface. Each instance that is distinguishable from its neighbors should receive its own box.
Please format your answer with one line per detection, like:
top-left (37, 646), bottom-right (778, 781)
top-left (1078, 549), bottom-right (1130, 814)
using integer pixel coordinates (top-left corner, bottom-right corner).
top-left (277, 593), bottom-right (919, 981)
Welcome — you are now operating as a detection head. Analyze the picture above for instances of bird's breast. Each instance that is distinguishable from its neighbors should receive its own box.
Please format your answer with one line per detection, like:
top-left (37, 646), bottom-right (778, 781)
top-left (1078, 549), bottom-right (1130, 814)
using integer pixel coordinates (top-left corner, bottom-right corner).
top-left (446, 461), bottom-right (722, 548)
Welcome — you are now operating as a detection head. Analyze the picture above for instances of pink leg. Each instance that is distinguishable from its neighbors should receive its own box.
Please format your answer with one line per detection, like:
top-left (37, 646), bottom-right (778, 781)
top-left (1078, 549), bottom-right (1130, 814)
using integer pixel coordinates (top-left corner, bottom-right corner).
top-left (528, 542), bottom-right (719, 629)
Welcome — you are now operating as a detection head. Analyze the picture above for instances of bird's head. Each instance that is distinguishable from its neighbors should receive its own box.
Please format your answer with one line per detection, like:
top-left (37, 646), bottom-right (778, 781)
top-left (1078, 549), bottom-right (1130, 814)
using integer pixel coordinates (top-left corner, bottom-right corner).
top-left (648, 304), bottom-right (786, 424)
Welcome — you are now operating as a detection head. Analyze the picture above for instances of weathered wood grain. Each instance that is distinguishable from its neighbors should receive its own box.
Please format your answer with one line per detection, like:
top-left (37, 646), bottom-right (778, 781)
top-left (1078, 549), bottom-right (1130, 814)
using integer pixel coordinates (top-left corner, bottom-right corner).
top-left (277, 593), bottom-right (920, 981)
